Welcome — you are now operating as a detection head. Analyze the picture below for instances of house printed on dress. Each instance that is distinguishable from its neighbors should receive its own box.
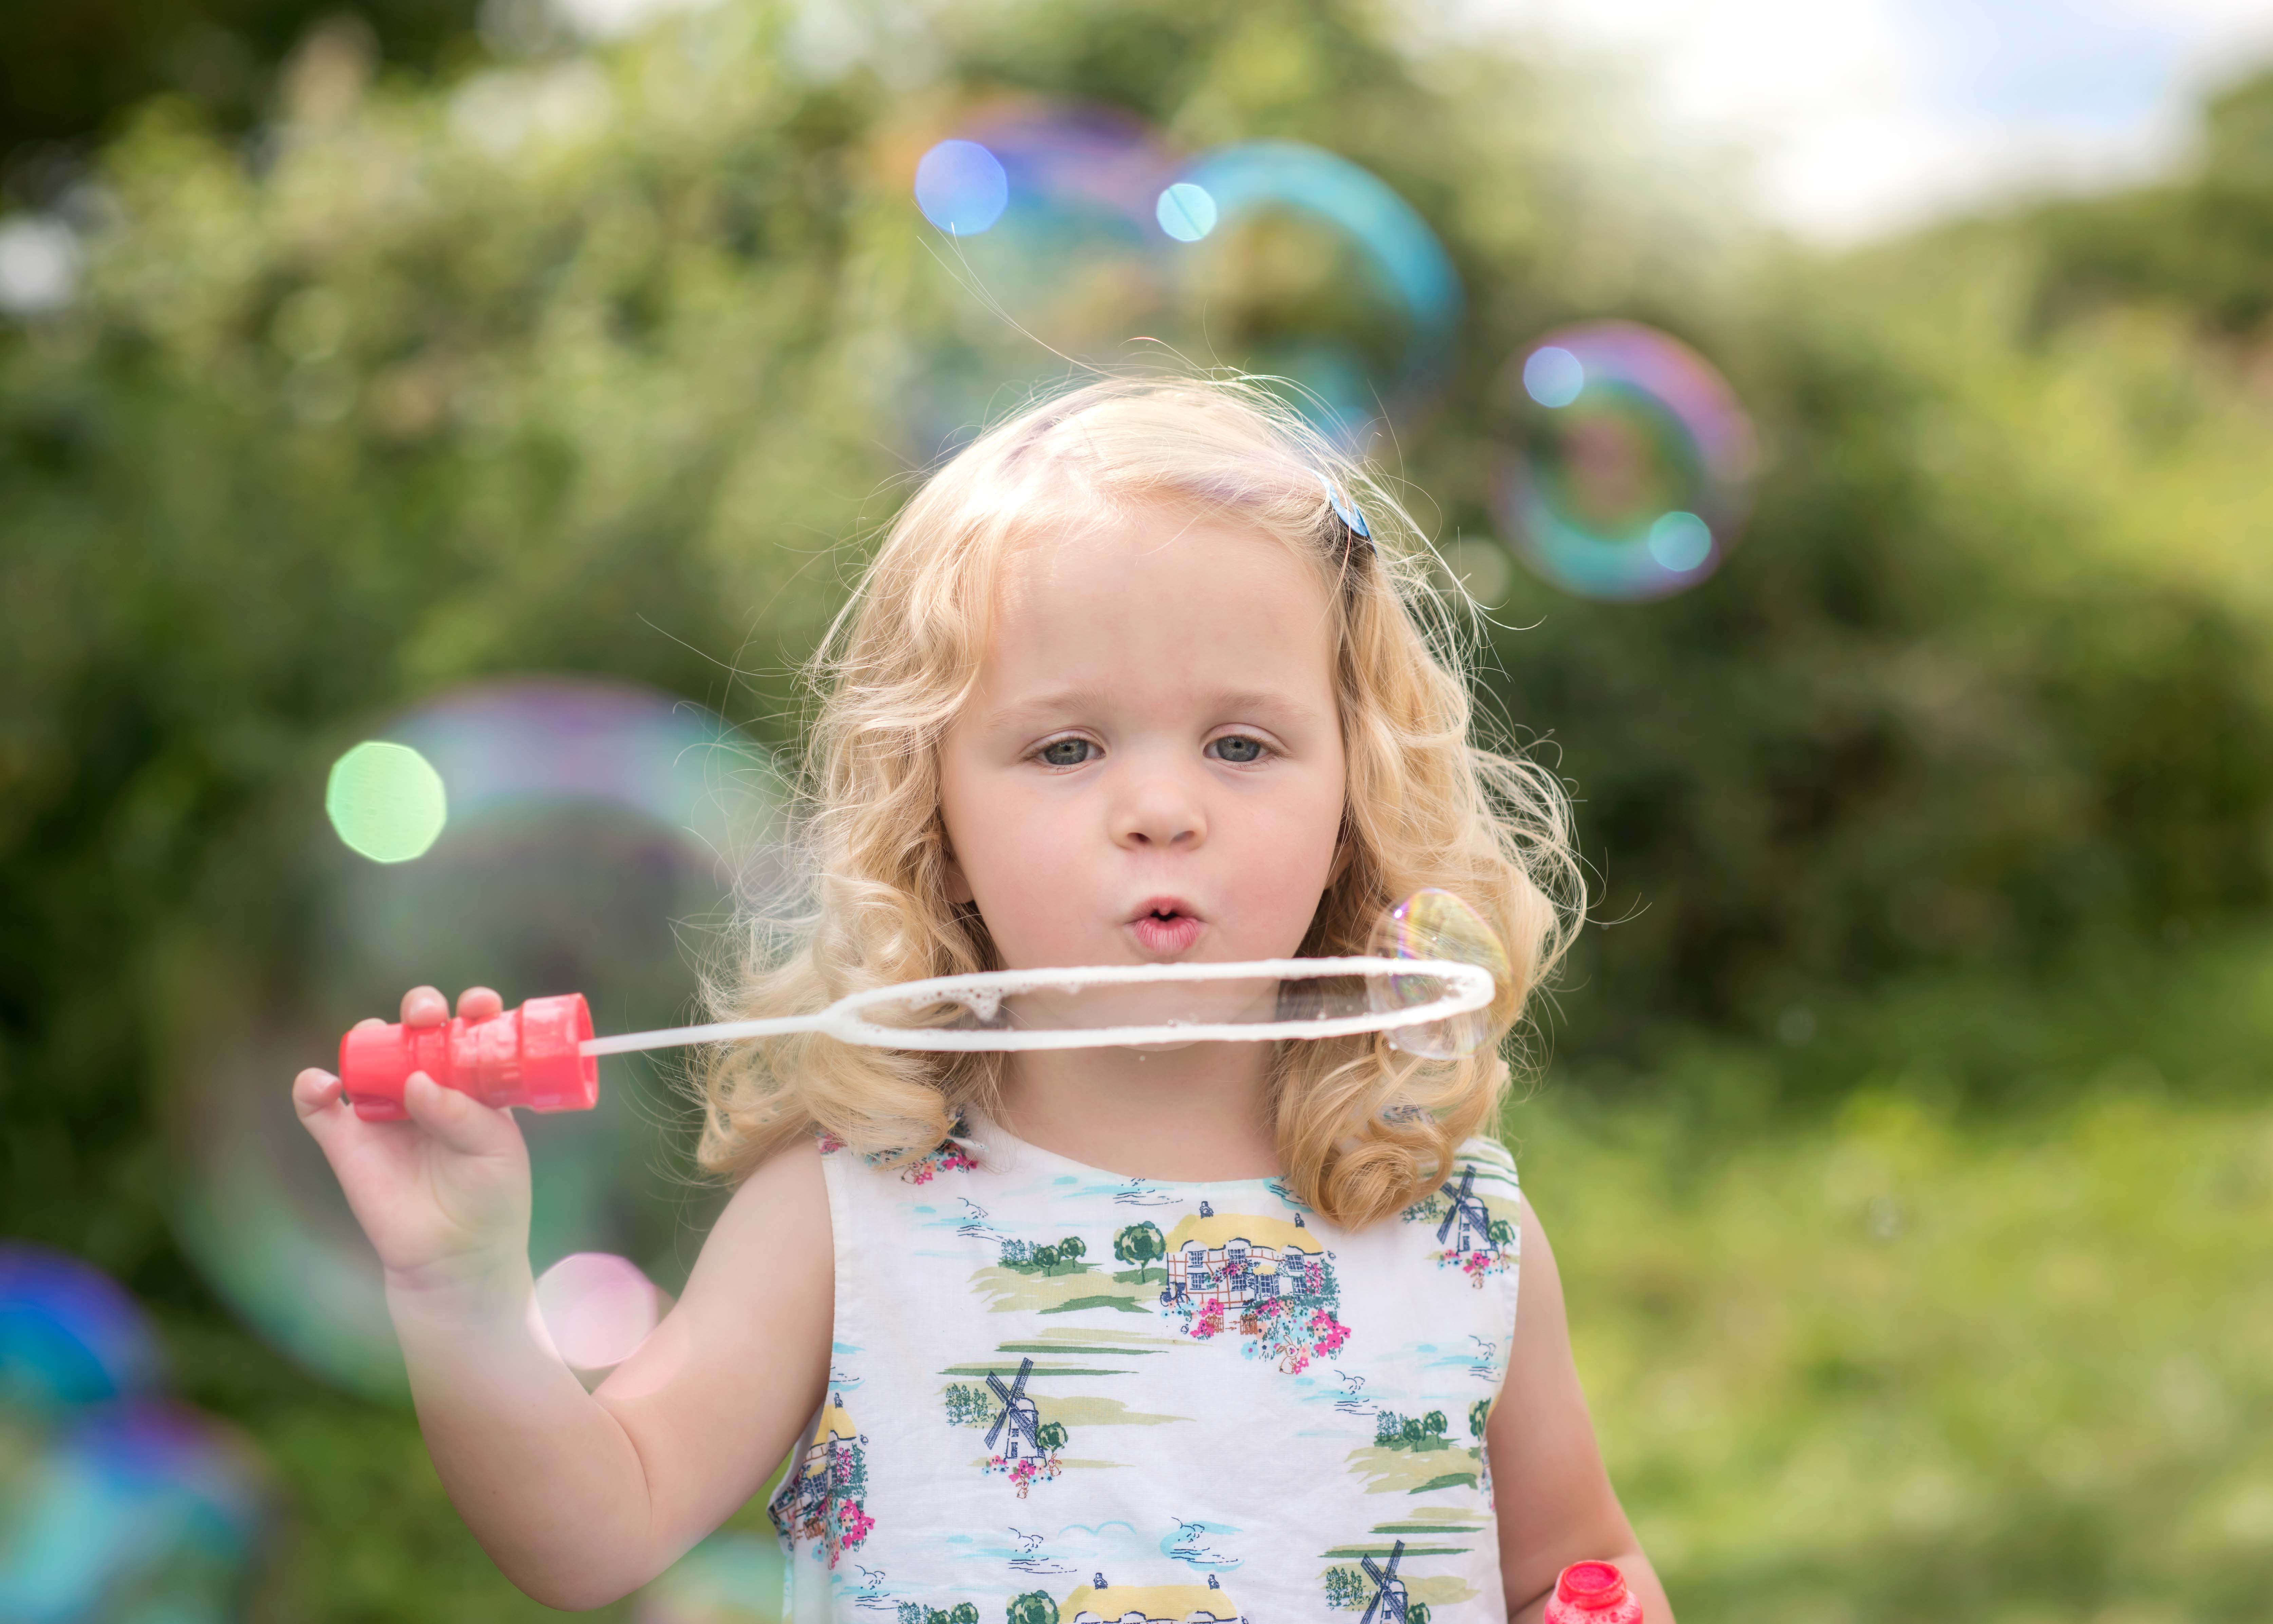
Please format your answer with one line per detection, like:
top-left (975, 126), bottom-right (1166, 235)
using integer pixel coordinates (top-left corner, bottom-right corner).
top-left (1158, 1199), bottom-right (1321, 1316)
top-left (1062, 1569), bottom-right (1245, 1624)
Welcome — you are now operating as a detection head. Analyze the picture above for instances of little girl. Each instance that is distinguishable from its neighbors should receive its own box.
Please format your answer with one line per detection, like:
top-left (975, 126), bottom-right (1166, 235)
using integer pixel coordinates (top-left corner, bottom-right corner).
top-left (294, 376), bottom-right (1675, 1622)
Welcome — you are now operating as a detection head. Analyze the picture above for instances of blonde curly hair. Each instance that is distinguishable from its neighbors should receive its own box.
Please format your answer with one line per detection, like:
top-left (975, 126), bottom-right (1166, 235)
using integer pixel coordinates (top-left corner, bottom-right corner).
top-left (698, 373), bottom-right (1582, 1229)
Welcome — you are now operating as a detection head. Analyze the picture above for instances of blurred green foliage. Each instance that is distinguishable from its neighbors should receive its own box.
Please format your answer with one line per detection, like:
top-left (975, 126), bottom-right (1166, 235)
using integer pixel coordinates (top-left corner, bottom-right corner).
top-left (1527, 1052), bottom-right (2273, 1624)
top-left (6, 0), bottom-right (2273, 1616)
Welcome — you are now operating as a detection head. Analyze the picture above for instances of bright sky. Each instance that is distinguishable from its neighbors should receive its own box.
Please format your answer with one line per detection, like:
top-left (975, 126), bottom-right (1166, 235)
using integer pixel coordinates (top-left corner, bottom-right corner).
top-left (1456, 0), bottom-right (2273, 240)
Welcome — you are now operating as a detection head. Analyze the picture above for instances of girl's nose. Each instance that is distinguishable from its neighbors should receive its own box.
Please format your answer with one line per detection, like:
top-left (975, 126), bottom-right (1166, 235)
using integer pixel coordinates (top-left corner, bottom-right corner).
top-left (1109, 760), bottom-right (1207, 851)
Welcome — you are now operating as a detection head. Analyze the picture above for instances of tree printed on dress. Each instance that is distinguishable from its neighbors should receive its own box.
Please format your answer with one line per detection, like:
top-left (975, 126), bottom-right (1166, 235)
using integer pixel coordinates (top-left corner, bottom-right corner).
top-left (896, 1604), bottom-right (980, 1624)
top-left (1112, 1220), bottom-right (1166, 1281)
top-left (1371, 1409), bottom-right (1452, 1452)
top-left (998, 1234), bottom-right (1089, 1275)
top-left (1006, 1592), bottom-right (1060, 1624)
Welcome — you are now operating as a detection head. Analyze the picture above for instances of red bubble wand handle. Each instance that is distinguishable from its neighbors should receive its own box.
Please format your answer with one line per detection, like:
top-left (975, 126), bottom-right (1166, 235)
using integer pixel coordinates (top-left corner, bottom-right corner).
top-left (338, 994), bottom-right (601, 1120)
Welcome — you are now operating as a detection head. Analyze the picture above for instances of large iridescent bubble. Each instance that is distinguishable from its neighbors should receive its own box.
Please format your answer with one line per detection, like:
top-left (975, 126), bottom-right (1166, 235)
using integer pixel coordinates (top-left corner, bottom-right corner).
top-left (1494, 321), bottom-right (1757, 602)
top-left (0, 1245), bottom-right (270, 1618)
top-left (904, 101), bottom-right (1180, 446)
top-left (171, 676), bottom-right (786, 1400)
top-left (1165, 141), bottom-right (1464, 446)
top-left (903, 114), bottom-right (1462, 452)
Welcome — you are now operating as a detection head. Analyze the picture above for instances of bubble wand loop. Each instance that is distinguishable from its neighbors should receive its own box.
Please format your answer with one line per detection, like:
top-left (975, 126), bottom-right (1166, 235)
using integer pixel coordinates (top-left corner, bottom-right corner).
top-left (336, 957), bottom-right (1497, 1121)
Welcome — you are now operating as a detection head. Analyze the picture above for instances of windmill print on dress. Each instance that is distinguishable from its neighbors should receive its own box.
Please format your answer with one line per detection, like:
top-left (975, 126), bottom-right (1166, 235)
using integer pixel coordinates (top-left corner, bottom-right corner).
top-left (1404, 1160), bottom-right (1518, 1288)
top-left (978, 1356), bottom-right (1066, 1496)
top-left (1362, 1539), bottom-right (1410, 1624)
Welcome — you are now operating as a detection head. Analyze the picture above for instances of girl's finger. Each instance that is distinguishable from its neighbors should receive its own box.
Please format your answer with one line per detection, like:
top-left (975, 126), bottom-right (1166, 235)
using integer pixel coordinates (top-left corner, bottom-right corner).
top-left (456, 985), bottom-right (504, 1021)
top-left (292, 1068), bottom-right (345, 1129)
top-left (401, 1071), bottom-right (516, 1158)
top-left (400, 985), bottom-right (449, 1026)
top-left (352, 1016), bottom-right (387, 1031)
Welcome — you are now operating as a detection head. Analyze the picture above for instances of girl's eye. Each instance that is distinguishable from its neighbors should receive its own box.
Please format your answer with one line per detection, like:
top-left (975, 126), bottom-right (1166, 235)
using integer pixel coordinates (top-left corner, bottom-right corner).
top-left (1036, 738), bottom-right (1098, 768)
top-left (1207, 735), bottom-right (1269, 765)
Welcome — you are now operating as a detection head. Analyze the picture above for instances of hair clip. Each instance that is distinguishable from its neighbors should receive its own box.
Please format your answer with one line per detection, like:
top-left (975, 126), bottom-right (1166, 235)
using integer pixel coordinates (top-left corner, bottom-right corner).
top-left (1317, 471), bottom-right (1373, 547)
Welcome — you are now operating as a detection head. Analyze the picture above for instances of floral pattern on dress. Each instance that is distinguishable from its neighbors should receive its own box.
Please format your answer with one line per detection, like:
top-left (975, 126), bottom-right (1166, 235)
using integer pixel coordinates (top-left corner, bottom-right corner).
top-left (813, 1114), bottom-right (979, 1184)
top-left (769, 1392), bottom-right (875, 1570)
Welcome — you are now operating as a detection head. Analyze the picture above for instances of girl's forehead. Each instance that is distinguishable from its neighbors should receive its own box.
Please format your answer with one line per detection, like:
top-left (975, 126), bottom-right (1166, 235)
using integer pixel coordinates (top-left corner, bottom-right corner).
top-left (993, 499), bottom-right (1321, 603)
top-left (974, 508), bottom-right (1339, 706)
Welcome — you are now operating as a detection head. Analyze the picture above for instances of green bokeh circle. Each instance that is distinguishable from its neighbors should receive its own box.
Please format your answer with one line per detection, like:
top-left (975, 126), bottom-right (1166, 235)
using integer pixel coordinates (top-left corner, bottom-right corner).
top-left (324, 741), bottom-right (447, 863)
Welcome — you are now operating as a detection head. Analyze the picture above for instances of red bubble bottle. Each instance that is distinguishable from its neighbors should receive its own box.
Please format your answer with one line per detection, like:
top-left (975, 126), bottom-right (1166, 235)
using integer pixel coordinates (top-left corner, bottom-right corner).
top-left (338, 993), bottom-right (597, 1120)
top-left (1544, 1561), bottom-right (1643, 1624)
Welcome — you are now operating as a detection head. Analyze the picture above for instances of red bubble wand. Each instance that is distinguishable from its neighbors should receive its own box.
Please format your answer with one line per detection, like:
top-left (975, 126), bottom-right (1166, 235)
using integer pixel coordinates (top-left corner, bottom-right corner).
top-left (336, 957), bottom-right (1497, 1121)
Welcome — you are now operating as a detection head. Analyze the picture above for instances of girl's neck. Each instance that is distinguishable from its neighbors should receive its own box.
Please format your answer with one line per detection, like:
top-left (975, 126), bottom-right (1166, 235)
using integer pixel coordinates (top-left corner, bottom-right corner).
top-left (988, 1044), bottom-right (1282, 1183)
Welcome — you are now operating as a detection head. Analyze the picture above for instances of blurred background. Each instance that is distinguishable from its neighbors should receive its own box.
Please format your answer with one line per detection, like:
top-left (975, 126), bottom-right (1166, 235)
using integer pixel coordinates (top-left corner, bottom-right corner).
top-left (5, 0), bottom-right (2273, 1618)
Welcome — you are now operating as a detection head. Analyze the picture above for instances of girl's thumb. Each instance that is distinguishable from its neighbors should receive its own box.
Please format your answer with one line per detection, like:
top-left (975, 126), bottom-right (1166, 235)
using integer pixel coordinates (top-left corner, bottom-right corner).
top-left (401, 1071), bottom-right (517, 1156)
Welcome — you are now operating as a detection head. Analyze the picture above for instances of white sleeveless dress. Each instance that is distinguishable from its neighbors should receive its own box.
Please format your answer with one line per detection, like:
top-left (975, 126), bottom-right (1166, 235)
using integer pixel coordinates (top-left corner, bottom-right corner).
top-left (768, 1105), bottom-right (1523, 1624)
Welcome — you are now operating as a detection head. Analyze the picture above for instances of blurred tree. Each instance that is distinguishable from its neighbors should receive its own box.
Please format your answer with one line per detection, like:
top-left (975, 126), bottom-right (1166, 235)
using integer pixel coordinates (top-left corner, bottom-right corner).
top-left (1, 0), bottom-right (482, 166)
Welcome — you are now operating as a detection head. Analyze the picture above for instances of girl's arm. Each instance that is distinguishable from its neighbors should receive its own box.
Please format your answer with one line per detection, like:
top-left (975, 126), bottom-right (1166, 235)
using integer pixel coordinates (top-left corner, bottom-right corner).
top-left (295, 985), bottom-right (833, 1609)
top-left (1487, 1195), bottom-right (1676, 1624)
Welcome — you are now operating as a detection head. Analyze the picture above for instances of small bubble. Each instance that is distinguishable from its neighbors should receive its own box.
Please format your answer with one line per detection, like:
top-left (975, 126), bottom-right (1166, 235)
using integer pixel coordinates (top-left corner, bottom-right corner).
top-left (535, 1252), bottom-right (662, 1371)
top-left (1366, 889), bottom-right (1509, 1059)
top-left (1155, 181), bottom-right (1218, 242)
top-left (325, 741), bottom-right (447, 863)
top-left (1646, 511), bottom-right (1713, 573)
top-left (1521, 345), bottom-right (1583, 408)
top-left (1776, 1005), bottom-right (1816, 1045)
top-left (913, 139), bottom-right (1008, 235)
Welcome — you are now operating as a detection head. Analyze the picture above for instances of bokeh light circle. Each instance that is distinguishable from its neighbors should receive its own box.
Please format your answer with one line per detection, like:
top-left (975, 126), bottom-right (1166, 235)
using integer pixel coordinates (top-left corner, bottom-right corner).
top-left (325, 741), bottom-right (447, 863)
top-left (1155, 181), bottom-right (1217, 241)
top-left (535, 1252), bottom-right (663, 1371)
top-left (1521, 345), bottom-right (1583, 408)
top-left (1366, 889), bottom-right (1510, 1059)
top-left (1170, 140), bottom-right (1464, 444)
top-left (174, 676), bottom-right (787, 1400)
top-left (913, 139), bottom-right (1009, 235)
top-left (0, 1248), bottom-right (271, 1616)
top-left (1494, 320), bottom-right (1758, 602)
top-left (0, 1246), bottom-right (164, 1418)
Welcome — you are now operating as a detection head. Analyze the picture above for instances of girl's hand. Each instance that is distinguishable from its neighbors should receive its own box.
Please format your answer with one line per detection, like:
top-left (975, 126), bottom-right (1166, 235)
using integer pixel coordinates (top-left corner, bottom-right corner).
top-left (293, 985), bottom-right (532, 1295)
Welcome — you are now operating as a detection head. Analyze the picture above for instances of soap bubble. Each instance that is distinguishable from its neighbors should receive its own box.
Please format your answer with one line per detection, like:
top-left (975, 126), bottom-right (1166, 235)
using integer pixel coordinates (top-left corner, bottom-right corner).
top-left (902, 101), bottom-right (1181, 449)
top-left (0, 1249), bottom-right (271, 1618)
top-left (536, 1252), bottom-right (664, 1371)
top-left (1494, 321), bottom-right (1757, 602)
top-left (1167, 140), bottom-right (1463, 445)
top-left (0, 1245), bottom-right (164, 1416)
top-left (325, 740), bottom-right (448, 863)
top-left (1155, 181), bottom-right (1217, 242)
top-left (913, 139), bottom-right (1009, 235)
top-left (1367, 890), bottom-right (1509, 1059)
top-left (0, 1401), bottom-right (269, 1620)
top-left (173, 676), bottom-right (786, 1399)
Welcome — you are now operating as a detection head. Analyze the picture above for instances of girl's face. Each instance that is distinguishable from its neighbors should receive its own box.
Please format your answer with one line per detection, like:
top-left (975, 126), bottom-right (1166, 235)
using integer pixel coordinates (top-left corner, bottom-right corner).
top-left (937, 505), bottom-right (1348, 974)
